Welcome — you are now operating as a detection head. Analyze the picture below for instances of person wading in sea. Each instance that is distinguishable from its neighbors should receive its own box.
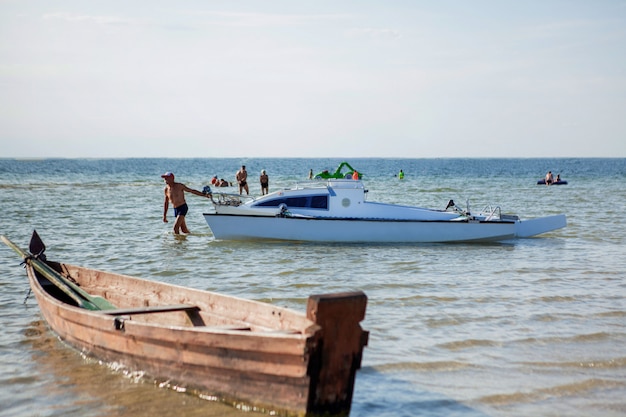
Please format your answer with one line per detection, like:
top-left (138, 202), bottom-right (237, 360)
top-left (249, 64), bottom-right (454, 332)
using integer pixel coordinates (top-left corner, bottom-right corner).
top-left (236, 165), bottom-right (249, 195)
top-left (260, 169), bottom-right (269, 195)
top-left (161, 172), bottom-right (211, 234)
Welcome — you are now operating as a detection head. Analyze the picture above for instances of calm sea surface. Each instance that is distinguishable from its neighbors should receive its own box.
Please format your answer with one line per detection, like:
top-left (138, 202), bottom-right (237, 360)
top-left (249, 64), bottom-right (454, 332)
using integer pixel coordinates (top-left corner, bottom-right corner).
top-left (1, 158), bottom-right (625, 417)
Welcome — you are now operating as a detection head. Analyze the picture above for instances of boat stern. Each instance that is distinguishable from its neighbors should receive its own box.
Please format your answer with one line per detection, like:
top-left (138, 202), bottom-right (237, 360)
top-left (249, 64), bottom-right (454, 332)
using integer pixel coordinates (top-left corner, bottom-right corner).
top-left (306, 291), bottom-right (368, 416)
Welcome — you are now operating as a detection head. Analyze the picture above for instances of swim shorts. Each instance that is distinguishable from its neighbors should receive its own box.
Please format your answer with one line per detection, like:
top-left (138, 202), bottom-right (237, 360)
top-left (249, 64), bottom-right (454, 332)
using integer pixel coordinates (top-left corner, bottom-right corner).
top-left (174, 203), bottom-right (189, 217)
top-left (239, 181), bottom-right (247, 187)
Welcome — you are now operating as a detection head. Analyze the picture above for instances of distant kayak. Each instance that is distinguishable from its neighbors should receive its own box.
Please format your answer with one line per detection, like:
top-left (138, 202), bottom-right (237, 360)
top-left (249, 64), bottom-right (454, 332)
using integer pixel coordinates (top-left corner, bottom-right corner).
top-left (537, 179), bottom-right (568, 185)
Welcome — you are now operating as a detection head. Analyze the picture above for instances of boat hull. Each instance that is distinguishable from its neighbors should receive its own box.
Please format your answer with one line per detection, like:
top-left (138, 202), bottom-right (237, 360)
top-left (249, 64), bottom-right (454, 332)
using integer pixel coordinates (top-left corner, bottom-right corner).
top-left (203, 214), bottom-right (523, 243)
top-left (24, 260), bottom-right (368, 416)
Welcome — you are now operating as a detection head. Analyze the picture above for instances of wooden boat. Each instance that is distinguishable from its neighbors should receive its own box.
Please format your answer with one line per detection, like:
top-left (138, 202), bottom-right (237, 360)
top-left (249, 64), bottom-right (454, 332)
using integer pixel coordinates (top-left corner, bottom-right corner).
top-left (2, 232), bottom-right (368, 417)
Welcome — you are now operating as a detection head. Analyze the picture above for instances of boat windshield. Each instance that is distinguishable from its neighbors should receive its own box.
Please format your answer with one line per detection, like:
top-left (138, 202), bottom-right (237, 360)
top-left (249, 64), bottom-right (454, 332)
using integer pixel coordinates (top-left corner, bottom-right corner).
top-left (254, 195), bottom-right (328, 209)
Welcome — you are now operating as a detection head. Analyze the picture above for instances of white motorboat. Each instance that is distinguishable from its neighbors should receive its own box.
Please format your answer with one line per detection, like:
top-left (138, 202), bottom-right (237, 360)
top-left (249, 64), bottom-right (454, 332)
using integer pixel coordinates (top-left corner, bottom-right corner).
top-left (203, 180), bottom-right (566, 243)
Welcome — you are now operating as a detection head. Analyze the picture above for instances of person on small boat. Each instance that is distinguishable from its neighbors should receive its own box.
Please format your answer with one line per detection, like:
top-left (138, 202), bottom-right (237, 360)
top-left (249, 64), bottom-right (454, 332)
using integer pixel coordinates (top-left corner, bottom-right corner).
top-left (545, 171), bottom-right (554, 186)
top-left (260, 170), bottom-right (269, 195)
top-left (161, 172), bottom-right (211, 234)
top-left (236, 165), bottom-right (249, 195)
top-left (556, 174), bottom-right (561, 182)
top-left (352, 170), bottom-right (359, 180)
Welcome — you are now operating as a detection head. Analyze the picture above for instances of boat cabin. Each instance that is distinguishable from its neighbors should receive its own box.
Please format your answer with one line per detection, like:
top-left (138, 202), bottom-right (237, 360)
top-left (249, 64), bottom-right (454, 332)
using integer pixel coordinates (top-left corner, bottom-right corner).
top-left (253, 180), bottom-right (365, 212)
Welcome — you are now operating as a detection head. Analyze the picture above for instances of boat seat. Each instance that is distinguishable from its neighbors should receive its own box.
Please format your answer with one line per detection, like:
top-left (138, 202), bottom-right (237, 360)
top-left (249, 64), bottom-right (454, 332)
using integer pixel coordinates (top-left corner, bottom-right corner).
top-left (103, 304), bottom-right (199, 316)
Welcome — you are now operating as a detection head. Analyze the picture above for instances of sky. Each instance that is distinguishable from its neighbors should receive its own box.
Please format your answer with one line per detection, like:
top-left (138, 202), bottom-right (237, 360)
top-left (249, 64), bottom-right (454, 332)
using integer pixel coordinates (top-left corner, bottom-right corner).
top-left (1, 0), bottom-right (625, 158)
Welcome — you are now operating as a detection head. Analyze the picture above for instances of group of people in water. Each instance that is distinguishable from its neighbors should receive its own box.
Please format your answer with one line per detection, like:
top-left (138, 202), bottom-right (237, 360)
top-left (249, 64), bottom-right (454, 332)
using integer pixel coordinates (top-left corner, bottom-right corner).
top-left (544, 171), bottom-right (561, 185)
top-left (161, 165), bottom-right (270, 234)
top-left (209, 165), bottom-right (269, 196)
top-left (161, 166), bottom-right (407, 235)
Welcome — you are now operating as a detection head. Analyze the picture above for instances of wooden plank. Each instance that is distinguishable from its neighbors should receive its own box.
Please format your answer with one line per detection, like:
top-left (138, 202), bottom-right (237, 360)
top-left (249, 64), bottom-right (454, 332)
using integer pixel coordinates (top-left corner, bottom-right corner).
top-left (103, 304), bottom-right (199, 316)
top-left (73, 340), bottom-right (313, 413)
top-left (122, 319), bottom-right (313, 355)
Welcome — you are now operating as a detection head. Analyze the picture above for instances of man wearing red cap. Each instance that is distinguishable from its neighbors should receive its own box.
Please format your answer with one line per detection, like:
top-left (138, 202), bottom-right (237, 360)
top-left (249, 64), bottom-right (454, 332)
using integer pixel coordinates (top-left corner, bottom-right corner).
top-left (161, 172), bottom-right (210, 234)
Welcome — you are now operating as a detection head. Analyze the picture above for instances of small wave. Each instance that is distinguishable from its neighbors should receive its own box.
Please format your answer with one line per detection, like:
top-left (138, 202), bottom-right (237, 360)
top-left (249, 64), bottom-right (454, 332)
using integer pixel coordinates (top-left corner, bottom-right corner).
top-left (479, 378), bottom-right (626, 405)
top-left (392, 294), bottom-right (460, 303)
top-left (423, 313), bottom-right (504, 328)
top-left (520, 357), bottom-right (626, 369)
top-left (374, 361), bottom-right (474, 372)
top-left (437, 338), bottom-right (502, 351)
top-left (596, 310), bottom-right (626, 318)
top-left (276, 267), bottom-right (320, 276)
top-left (534, 295), bottom-right (578, 303)
top-left (516, 331), bottom-right (617, 345)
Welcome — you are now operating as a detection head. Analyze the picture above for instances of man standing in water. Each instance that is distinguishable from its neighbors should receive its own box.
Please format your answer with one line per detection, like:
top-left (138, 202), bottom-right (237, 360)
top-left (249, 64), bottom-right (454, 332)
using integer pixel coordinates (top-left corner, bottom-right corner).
top-left (236, 165), bottom-right (249, 195)
top-left (161, 172), bottom-right (211, 234)
top-left (260, 169), bottom-right (269, 195)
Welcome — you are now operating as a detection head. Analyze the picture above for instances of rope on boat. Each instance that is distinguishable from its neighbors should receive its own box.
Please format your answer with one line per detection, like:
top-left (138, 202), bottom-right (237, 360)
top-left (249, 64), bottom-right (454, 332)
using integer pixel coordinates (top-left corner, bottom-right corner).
top-left (23, 287), bottom-right (32, 304)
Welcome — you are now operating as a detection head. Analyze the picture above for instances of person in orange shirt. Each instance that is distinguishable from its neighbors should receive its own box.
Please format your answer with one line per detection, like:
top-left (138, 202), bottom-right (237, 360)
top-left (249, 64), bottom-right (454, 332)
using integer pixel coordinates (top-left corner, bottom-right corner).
top-left (352, 170), bottom-right (359, 180)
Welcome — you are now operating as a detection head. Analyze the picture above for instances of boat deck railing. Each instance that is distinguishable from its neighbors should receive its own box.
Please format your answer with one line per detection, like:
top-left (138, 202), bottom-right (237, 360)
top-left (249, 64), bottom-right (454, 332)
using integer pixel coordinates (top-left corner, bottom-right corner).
top-left (478, 205), bottom-right (502, 221)
top-left (209, 193), bottom-right (254, 207)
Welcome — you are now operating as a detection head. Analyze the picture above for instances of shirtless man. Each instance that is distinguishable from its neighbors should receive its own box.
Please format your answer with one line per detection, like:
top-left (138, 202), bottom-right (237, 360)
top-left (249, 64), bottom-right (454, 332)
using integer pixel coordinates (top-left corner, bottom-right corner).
top-left (260, 169), bottom-right (269, 195)
top-left (545, 171), bottom-right (554, 186)
top-left (236, 165), bottom-right (249, 195)
top-left (161, 172), bottom-right (211, 234)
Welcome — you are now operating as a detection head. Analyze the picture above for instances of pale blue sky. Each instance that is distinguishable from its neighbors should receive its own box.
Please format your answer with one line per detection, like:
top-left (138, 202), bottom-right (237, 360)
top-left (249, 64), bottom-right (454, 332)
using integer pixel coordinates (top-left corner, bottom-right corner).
top-left (1, 1), bottom-right (625, 158)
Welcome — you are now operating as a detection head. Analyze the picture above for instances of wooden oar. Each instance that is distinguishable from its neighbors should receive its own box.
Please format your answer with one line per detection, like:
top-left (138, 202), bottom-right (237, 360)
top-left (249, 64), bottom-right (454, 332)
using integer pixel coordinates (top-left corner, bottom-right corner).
top-left (1, 233), bottom-right (116, 311)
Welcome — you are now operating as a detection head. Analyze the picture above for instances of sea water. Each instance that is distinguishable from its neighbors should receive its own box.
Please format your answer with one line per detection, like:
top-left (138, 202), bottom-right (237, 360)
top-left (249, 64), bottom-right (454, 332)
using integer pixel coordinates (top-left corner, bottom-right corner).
top-left (0, 158), bottom-right (625, 417)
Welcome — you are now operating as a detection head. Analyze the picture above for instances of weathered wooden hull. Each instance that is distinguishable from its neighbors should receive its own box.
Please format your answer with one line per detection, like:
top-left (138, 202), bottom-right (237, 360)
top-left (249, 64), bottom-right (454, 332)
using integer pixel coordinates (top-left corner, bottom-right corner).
top-left (24, 260), bottom-right (368, 416)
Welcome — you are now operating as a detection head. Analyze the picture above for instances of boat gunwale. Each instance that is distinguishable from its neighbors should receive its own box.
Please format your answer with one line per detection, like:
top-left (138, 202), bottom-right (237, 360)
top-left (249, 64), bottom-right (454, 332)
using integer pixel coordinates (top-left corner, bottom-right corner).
top-left (54, 261), bottom-right (317, 332)
top-left (203, 212), bottom-right (518, 224)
